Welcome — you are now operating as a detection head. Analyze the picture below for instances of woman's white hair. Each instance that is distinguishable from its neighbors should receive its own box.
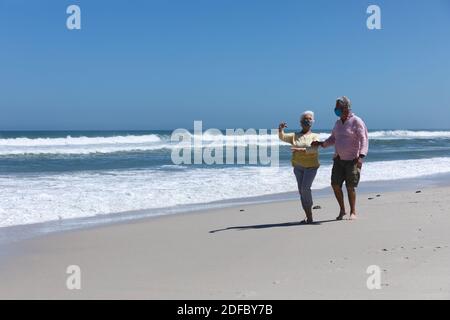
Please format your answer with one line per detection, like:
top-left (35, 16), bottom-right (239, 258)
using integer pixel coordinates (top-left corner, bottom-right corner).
top-left (300, 110), bottom-right (315, 122)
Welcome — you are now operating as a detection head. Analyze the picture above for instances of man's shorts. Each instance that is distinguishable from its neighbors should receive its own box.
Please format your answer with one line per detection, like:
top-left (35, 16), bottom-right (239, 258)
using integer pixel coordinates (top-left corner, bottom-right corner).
top-left (331, 157), bottom-right (361, 188)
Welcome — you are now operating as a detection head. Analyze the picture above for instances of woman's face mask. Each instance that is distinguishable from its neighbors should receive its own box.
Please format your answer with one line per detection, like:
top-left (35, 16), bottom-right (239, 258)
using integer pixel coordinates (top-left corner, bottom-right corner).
top-left (301, 119), bottom-right (314, 127)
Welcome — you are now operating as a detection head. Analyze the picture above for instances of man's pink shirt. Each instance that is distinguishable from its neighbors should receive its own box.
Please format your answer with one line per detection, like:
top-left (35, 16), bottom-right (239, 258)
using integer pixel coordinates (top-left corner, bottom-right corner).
top-left (322, 113), bottom-right (369, 161)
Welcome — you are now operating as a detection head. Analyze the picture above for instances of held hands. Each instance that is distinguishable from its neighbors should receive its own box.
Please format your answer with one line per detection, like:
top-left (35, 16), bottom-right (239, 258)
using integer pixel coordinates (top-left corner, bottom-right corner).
top-left (291, 147), bottom-right (306, 153)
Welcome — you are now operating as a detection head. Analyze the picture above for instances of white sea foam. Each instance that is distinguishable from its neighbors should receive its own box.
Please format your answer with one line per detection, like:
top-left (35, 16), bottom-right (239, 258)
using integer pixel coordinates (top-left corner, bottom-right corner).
top-left (0, 134), bottom-right (166, 155)
top-left (368, 130), bottom-right (450, 139)
top-left (1, 157), bottom-right (449, 228)
top-left (0, 130), bottom-right (449, 156)
top-left (0, 135), bottom-right (162, 146)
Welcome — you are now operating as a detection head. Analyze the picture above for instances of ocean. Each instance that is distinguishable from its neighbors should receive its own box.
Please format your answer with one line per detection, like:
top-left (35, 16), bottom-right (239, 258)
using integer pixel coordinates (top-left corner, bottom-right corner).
top-left (1, 129), bottom-right (450, 229)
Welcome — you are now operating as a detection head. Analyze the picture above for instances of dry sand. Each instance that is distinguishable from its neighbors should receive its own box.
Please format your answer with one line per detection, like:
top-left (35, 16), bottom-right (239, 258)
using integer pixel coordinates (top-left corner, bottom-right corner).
top-left (0, 186), bottom-right (449, 299)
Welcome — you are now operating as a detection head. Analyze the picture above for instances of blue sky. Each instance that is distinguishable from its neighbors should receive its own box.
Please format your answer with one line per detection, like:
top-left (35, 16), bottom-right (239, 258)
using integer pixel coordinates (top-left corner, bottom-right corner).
top-left (0, 0), bottom-right (449, 130)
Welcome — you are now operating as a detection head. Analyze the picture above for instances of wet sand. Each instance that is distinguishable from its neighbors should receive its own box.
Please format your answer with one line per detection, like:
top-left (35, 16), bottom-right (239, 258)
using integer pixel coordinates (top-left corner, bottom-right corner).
top-left (0, 186), bottom-right (449, 299)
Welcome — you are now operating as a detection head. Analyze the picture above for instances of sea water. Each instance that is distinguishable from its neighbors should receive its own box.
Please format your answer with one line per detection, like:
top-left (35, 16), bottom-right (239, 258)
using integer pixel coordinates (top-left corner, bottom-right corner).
top-left (1, 129), bottom-right (450, 228)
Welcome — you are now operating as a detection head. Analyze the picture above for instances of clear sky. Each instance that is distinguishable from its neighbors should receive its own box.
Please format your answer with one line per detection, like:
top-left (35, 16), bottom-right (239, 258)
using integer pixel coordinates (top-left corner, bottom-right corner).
top-left (1, 0), bottom-right (449, 130)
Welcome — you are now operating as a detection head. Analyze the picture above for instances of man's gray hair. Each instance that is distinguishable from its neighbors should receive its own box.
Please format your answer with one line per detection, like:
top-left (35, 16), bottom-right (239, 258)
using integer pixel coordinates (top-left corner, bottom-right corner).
top-left (300, 110), bottom-right (315, 121)
top-left (336, 96), bottom-right (351, 108)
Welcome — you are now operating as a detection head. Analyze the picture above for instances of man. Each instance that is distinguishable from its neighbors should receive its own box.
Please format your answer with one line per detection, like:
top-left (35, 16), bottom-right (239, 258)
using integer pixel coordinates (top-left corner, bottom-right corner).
top-left (312, 96), bottom-right (369, 220)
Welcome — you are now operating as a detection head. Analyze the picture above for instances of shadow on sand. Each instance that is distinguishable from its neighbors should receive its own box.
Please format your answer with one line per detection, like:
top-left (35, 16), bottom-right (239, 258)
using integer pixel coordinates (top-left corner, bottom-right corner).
top-left (209, 219), bottom-right (338, 233)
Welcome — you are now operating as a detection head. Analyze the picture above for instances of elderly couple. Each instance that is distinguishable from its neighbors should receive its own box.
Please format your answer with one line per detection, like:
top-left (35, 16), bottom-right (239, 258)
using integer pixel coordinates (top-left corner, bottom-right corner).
top-left (278, 96), bottom-right (369, 224)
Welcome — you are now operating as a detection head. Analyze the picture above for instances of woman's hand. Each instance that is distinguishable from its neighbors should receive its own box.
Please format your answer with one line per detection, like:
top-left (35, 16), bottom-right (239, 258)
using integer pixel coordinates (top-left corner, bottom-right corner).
top-left (291, 147), bottom-right (306, 153)
top-left (278, 122), bottom-right (288, 130)
top-left (311, 141), bottom-right (323, 147)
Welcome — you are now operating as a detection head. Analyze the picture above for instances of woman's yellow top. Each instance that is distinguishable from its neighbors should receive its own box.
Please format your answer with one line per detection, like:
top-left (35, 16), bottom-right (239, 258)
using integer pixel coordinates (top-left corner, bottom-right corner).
top-left (278, 131), bottom-right (320, 168)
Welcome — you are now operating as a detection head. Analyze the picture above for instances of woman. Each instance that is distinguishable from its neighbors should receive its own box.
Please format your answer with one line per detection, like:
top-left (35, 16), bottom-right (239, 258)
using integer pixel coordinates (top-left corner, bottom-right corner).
top-left (278, 111), bottom-right (320, 224)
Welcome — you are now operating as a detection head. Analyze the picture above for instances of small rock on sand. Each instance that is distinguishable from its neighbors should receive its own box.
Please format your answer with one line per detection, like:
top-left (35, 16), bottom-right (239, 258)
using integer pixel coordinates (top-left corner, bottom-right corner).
top-left (313, 205), bottom-right (321, 210)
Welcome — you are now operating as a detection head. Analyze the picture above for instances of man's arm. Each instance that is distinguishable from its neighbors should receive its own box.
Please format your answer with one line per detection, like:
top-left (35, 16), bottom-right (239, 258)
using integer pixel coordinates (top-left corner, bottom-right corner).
top-left (322, 126), bottom-right (336, 148)
top-left (356, 119), bottom-right (369, 158)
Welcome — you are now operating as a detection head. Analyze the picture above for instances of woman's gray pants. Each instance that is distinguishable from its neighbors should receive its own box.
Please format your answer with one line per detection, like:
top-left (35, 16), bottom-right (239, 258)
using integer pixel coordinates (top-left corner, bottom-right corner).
top-left (293, 165), bottom-right (318, 212)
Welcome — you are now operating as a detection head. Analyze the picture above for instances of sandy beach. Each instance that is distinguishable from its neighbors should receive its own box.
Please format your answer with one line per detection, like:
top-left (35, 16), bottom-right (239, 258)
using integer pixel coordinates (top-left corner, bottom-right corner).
top-left (2, 0), bottom-right (450, 303)
top-left (0, 185), bottom-right (449, 300)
